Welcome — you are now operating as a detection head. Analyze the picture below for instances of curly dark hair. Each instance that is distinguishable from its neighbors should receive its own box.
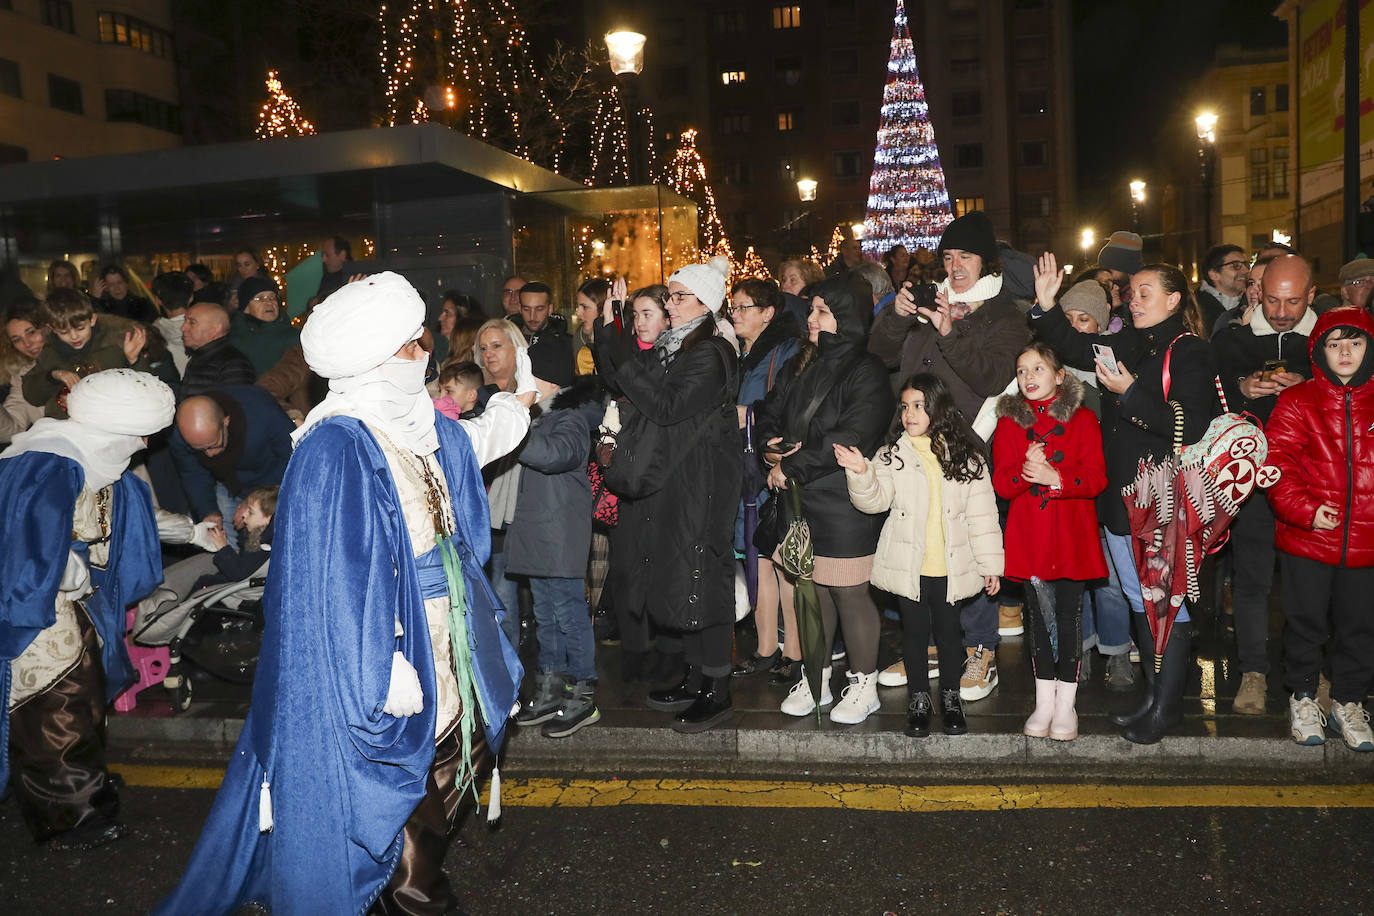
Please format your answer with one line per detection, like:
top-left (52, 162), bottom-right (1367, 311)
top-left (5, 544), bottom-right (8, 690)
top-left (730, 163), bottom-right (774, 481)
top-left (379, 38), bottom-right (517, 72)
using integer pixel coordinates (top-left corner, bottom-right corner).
top-left (878, 372), bottom-right (988, 482)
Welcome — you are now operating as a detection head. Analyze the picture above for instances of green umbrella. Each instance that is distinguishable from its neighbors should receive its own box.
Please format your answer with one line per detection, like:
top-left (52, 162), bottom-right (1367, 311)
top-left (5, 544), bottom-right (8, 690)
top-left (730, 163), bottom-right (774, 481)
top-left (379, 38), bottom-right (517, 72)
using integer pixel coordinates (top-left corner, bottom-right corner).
top-left (284, 252), bottom-right (323, 318)
top-left (778, 479), bottom-right (826, 718)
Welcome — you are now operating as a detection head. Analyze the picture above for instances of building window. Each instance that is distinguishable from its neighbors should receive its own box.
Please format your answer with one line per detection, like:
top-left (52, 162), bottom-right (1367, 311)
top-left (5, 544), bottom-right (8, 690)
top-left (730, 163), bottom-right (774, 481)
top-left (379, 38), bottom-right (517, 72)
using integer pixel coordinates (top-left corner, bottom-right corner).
top-left (772, 5), bottom-right (802, 29)
top-left (47, 73), bottom-right (82, 114)
top-left (831, 100), bottom-right (860, 128)
top-left (834, 151), bottom-right (862, 178)
top-left (1273, 147), bottom-right (1289, 197)
top-left (722, 160), bottom-right (752, 186)
top-left (720, 113), bottom-right (750, 135)
top-left (1250, 147), bottom-right (1269, 198)
top-left (1275, 84), bottom-right (1289, 112)
top-left (949, 39), bottom-right (980, 74)
top-left (659, 67), bottom-right (688, 95)
top-left (951, 90), bottom-right (981, 119)
top-left (829, 47), bottom-right (858, 76)
top-left (1018, 193), bottom-right (1052, 217)
top-left (720, 69), bottom-right (746, 86)
top-left (41, 0), bottom-right (75, 33)
top-left (0, 58), bottom-right (20, 98)
top-left (1250, 87), bottom-right (1266, 116)
top-left (98, 12), bottom-right (175, 58)
top-left (105, 88), bottom-right (181, 133)
top-left (776, 56), bottom-right (803, 86)
top-left (777, 109), bottom-right (798, 131)
top-left (1017, 89), bottom-right (1049, 117)
top-left (1019, 140), bottom-right (1048, 167)
top-left (713, 10), bottom-right (747, 33)
top-left (954, 197), bottom-right (985, 217)
top-left (1015, 36), bottom-right (1047, 63)
top-left (954, 143), bottom-right (983, 169)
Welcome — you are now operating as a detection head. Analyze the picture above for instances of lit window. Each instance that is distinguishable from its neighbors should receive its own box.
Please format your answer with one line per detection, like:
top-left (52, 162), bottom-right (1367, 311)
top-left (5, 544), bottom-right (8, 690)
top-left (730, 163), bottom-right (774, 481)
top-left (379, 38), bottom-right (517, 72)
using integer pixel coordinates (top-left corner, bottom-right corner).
top-left (954, 197), bottom-right (985, 217)
top-left (772, 5), bottom-right (802, 29)
top-left (721, 70), bottom-right (746, 85)
top-left (777, 110), bottom-right (796, 131)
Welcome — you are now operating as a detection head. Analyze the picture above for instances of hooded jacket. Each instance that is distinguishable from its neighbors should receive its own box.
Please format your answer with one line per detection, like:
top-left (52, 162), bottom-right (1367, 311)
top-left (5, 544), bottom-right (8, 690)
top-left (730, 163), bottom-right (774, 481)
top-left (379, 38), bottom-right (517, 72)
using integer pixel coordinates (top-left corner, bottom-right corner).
top-left (756, 277), bottom-right (895, 559)
top-left (991, 372), bottom-right (1108, 581)
top-left (1265, 308), bottom-right (1374, 567)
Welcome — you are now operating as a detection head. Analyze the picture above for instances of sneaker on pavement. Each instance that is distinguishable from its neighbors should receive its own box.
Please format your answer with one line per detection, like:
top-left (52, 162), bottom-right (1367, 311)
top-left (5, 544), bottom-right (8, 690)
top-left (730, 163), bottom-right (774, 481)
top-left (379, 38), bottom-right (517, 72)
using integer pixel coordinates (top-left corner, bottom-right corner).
top-left (781, 667), bottom-right (832, 717)
top-left (1328, 701), bottom-right (1374, 752)
top-left (959, 645), bottom-right (998, 701)
top-left (998, 603), bottom-right (1024, 637)
top-left (1289, 694), bottom-right (1326, 746)
top-left (1232, 671), bottom-right (1267, 715)
top-left (541, 679), bottom-right (600, 738)
top-left (1103, 652), bottom-right (1136, 692)
top-left (877, 658), bottom-right (907, 688)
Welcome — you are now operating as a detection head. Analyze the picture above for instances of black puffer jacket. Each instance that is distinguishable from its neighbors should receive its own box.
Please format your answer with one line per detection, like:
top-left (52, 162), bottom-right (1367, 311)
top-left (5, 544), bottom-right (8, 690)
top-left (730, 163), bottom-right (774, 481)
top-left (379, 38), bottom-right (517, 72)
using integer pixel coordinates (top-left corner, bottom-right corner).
top-left (180, 336), bottom-right (257, 400)
top-left (756, 277), bottom-right (896, 559)
top-left (595, 316), bottom-right (741, 632)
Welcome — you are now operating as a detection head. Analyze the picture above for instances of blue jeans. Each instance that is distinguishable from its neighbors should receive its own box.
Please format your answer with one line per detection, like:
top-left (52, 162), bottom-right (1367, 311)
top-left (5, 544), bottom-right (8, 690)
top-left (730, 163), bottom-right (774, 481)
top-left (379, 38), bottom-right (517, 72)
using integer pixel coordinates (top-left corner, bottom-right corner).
top-left (1104, 530), bottom-right (1190, 624)
top-left (529, 576), bottom-right (597, 682)
top-left (486, 547), bottom-right (520, 650)
top-left (1083, 527), bottom-right (1133, 655)
top-left (961, 591), bottom-right (1000, 649)
top-left (215, 483), bottom-right (241, 551)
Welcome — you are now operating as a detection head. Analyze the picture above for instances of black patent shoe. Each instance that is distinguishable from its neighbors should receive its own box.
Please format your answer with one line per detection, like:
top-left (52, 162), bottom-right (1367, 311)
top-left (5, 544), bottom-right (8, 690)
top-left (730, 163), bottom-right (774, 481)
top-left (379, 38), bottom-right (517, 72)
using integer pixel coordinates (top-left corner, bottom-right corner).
top-left (48, 821), bottom-right (127, 851)
top-left (769, 657), bottom-right (802, 686)
top-left (672, 676), bottom-right (734, 733)
top-left (905, 691), bottom-right (933, 738)
top-left (732, 648), bottom-right (782, 678)
top-left (646, 666), bottom-right (701, 712)
top-left (941, 688), bottom-right (968, 735)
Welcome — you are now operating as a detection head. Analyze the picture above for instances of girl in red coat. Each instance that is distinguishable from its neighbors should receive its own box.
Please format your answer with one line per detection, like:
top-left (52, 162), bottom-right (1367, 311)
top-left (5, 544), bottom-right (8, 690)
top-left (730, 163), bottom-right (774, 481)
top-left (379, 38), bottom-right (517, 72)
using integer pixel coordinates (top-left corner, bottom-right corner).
top-left (1266, 307), bottom-right (1374, 752)
top-left (993, 342), bottom-right (1107, 740)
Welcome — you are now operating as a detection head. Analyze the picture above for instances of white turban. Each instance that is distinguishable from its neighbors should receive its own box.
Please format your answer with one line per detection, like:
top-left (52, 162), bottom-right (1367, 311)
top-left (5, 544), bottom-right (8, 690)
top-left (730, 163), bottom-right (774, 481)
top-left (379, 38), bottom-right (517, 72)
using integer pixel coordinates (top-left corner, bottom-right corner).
top-left (294, 271), bottom-right (438, 455)
top-left (301, 271), bottom-right (426, 379)
top-left (667, 255), bottom-right (731, 310)
top-left (0, 369), bottom-right (175, 490)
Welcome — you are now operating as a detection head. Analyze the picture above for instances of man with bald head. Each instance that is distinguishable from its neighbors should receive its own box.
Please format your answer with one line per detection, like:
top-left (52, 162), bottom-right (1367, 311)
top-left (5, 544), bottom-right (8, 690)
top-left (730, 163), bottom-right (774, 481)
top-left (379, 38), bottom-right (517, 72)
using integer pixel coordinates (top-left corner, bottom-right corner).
top-left (179, 302), bottom-right (256, 399)
top-left (169, 385), bottom-right (293, 545)
top-left (1212, 253), bottom-right (1319, 715)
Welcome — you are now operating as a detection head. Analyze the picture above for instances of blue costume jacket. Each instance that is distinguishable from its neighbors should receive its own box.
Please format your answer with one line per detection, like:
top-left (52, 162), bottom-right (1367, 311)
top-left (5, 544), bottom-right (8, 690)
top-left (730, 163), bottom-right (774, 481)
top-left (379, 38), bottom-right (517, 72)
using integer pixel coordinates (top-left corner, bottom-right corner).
top-left (155, 412), bottom-right (522, 916)
top-left (0, 452), bottom-right (161, 795)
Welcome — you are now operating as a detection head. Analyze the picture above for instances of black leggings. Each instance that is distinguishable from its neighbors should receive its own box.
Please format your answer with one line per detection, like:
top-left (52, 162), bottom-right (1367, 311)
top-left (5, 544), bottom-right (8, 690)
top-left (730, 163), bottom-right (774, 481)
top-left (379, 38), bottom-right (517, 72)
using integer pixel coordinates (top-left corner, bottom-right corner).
top-left (658, 621), bottom-right (734, 678)
top-left (897, 577), bottom-right (965, 693)
top-left (818, 583), bottom-right (880, 674)
top-left (1025, 578), bottom-right (1086, 682)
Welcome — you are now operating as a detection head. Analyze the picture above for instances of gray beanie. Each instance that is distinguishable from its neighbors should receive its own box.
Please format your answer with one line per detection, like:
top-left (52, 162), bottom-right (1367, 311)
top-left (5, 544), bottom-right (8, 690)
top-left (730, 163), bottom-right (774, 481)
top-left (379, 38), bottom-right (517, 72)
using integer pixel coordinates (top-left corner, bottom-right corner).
top-left (1096, 231), bottom-right (1143, 277)
top-left (1060, 280), bottom-right (1112, 333)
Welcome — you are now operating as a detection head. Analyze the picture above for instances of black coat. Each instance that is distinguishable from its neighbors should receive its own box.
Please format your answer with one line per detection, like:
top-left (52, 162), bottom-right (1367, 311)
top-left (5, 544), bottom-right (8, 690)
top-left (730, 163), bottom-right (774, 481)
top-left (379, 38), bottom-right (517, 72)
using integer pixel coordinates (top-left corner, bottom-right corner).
top-left (96, 294), bottom-right (158, 325)
top-left (1211, 311), bottom-right (1316, 424)
top-left (596, 318), bottom-right (741, 632)
top-left (180, 336), bottom-right (257, 400)
top-left (756, 278), bottom-right (895, 559)
top-left (1033, 307), bottom-right (1220, 534)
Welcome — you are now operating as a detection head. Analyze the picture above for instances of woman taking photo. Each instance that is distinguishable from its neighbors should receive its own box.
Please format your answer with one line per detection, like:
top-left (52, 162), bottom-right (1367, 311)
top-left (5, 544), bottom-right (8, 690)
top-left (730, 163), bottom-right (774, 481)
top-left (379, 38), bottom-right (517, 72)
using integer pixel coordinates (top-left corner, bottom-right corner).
top-left (595, 259), bottom-right (741, 734)
top-left (756, 276), bottom-right (895, 725)
top-left (728, 278), bottom-right (803, 682)
top-left (1032, 254), bottom-right (1219, 744)
top-left (575, 279), bottom-right (610, 376)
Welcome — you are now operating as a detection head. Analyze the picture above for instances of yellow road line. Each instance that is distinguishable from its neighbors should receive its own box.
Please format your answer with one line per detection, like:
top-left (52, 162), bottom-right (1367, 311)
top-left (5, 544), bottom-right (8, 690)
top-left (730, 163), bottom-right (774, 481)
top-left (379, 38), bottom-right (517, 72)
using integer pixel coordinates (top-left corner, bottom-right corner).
top-left (111, 767), bottom-right (1374, 811)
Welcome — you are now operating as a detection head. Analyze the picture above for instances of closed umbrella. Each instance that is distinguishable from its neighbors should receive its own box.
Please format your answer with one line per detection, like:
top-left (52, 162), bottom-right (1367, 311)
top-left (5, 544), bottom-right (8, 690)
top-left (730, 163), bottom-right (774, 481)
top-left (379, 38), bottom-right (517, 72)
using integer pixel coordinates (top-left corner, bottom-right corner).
top-left (778, 479), bottom-right (825, 714)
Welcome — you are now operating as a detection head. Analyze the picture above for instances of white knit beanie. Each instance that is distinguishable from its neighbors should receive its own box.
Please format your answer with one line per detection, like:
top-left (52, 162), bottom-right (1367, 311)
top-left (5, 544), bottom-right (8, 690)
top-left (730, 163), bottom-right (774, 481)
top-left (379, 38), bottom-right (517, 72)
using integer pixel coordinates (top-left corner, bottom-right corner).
top-left (667, 255), bottom-right (731, 309)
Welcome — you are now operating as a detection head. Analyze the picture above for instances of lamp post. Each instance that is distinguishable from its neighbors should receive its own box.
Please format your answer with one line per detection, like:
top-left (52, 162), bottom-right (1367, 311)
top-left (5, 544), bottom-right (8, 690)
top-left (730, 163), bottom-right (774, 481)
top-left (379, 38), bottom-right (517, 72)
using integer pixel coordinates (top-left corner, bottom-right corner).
top-left (1080, 227), bottom-right (1095, 262)
top-left (605, 31), bottom-right (648, 185)
top-left (794, 178), bottom-right (818, 249)
top-left (1195, 111), bottom-right (1217, 256)
top-left (1129, 179), bottom-right (1146, 234)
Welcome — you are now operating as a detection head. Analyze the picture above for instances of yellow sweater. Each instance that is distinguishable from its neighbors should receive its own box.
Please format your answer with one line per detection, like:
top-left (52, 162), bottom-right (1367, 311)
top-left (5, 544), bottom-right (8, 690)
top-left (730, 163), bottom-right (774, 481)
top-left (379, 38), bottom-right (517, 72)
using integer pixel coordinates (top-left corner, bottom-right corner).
top-left (907, 434), bottom-right (947, 576)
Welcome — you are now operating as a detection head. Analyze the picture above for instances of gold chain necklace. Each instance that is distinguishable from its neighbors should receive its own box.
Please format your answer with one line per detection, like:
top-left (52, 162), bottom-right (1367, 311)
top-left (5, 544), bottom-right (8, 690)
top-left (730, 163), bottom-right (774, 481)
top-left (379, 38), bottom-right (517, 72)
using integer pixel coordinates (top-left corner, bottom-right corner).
top-left (374, 429), bottom-right (452, 538)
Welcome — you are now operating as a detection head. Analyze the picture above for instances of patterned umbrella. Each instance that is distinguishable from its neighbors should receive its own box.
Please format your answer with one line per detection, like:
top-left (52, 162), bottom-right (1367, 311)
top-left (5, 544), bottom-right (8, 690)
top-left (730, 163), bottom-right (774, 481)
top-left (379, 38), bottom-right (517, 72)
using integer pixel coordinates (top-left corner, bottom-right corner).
top-left (778, 480), bottom-right (826, 713)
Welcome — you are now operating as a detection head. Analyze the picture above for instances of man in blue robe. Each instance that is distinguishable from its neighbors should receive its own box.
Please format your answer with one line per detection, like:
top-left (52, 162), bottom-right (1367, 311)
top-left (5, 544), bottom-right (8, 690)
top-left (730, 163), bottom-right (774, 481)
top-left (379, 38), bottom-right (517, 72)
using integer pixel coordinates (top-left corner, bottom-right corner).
top-left (156, 273), bottom-right (538, 914)
top-left (0, 369), bottom-right (174, 849)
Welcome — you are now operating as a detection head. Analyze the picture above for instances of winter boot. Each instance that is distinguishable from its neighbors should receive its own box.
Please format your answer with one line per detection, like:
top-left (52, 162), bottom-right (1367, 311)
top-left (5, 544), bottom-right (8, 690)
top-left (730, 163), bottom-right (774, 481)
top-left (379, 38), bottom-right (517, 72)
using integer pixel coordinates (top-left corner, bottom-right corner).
top-left (940, 688), bottom-right (968, 735)
top-left (515, 671), bottom-right (565, 726)
top-left (906, 690), bottom-right (933, 737)
top-left (646, 665), bottom-right (701, 713)
top-left (829, 670), bottom-right (880, 725)
top-left (1110, 614), bottom-right (1156, 727)
top-left (542, 679), bottom-right (600, 738)
top-left (1123, 624), bottom-right (1191, 745)
top-left (1023, 678), bottom-right (1057, 738)
top-left (1050, 680), bottom-right (1079, 741)
top-left (781, 666), bottom-right (833, 716)
top-left (673, 674), bottom-right (734, 733)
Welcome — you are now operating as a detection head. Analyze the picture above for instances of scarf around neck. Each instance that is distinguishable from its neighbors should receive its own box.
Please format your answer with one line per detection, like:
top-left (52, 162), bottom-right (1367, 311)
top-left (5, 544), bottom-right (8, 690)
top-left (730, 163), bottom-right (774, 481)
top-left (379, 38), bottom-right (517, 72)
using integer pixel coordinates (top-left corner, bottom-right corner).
top-left (654, 313), bottom-right (710, 366)
top-left (937, 273), bottom-right (1004, 321)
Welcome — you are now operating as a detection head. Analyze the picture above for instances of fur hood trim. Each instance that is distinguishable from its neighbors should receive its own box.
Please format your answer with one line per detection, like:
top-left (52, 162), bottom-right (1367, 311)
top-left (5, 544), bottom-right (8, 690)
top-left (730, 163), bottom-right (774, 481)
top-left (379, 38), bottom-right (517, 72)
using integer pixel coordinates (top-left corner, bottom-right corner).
top-left (993, 371), bottom-right (1085, 428)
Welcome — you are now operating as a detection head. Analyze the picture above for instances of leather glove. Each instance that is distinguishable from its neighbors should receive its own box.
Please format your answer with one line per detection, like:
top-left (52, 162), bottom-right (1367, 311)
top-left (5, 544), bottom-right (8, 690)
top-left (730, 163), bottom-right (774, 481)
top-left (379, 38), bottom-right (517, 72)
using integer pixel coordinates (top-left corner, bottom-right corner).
top-left (382, 651), bottom-right (423, 717)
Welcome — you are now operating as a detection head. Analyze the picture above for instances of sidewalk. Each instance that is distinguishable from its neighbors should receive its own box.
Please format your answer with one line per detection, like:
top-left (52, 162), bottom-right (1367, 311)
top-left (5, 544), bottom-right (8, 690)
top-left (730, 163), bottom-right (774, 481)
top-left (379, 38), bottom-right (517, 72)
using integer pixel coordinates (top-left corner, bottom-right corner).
top-left (110, 610), bottom-right (1374, 779)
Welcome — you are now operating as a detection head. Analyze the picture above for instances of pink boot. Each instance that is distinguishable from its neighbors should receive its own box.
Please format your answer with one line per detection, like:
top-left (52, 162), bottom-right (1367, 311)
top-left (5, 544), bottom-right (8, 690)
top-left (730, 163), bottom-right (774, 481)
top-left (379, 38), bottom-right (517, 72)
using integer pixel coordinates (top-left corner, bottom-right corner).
top-left (1050, 680), bottom-right (1079, 741)
top-left (1023, 679), bottom-right (1056, 738)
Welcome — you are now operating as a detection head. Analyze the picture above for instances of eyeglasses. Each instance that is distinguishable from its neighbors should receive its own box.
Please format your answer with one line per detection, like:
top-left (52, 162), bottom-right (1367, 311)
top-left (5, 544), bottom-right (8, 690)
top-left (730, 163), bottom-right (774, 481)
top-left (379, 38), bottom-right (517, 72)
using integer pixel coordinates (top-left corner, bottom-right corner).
top-left (250, 292), bottom-right (278, 303)
top-left (1219, 260), bottom-right (1250, 271)
top-left (725, 303), bottom-right (763, 316)
top-left (667, 291), bottom-right (696, 303)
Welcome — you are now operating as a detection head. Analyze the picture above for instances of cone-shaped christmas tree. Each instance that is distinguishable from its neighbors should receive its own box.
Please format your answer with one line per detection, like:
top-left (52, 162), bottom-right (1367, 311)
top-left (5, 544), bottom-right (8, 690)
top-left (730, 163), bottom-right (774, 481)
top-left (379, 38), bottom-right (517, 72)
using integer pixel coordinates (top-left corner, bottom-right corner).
top-left (862, 0), bottom-right (952, 257)
top-left (256, 70), bottom-right (317, 139)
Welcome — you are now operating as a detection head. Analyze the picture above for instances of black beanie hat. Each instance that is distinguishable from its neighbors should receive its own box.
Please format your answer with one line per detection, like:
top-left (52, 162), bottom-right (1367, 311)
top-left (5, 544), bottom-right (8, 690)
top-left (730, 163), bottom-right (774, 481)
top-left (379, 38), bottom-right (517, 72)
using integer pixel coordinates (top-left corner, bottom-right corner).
top-left (236, 276), bottom-right (279, 313)
top-left (528, 341), bottom-right (575, 389)
top-left (937, 210), bottom-right (998, 264)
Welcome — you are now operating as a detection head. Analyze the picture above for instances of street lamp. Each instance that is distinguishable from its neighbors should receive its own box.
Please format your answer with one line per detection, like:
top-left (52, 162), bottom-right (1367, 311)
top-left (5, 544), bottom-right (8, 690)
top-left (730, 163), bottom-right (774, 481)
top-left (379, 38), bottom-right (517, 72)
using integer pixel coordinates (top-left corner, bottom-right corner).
top-left (605, 31), bottom-right (648, 184)
top-left (1080, 228), bottom-right (1095, 257)
top-left (1195, 111), bottom-right (1218, 254)
top-left (796, 178), bottom-right (818, 201)
top-left (851, 222), bottom-right (867, 241)
top-left (1129, 179), bottom-right (1146, 233)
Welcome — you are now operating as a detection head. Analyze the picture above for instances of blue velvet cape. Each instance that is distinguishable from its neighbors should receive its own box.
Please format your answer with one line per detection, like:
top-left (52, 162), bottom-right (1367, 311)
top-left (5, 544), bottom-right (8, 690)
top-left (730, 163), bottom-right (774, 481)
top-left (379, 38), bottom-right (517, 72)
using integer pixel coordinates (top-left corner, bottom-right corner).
top-left (154, 413), bottom-right (522, 916)
top-left (0, 452), bottom-right (161, 795)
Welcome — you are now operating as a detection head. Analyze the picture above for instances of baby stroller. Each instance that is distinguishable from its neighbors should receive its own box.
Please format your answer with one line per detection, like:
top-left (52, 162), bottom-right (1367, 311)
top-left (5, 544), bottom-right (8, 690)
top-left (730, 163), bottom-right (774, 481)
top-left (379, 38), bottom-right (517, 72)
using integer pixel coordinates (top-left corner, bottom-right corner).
top-left (132, 553), bottom-right (269, 712)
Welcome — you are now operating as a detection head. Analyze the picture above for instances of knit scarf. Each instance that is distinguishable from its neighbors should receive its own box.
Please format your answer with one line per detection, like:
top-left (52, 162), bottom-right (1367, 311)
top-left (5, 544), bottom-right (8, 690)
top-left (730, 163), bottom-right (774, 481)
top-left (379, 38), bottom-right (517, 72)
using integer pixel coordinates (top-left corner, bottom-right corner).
top-left (654, 314), bottom-right (710, 367)
top-left (937, 273), bottom-right (1004, 322)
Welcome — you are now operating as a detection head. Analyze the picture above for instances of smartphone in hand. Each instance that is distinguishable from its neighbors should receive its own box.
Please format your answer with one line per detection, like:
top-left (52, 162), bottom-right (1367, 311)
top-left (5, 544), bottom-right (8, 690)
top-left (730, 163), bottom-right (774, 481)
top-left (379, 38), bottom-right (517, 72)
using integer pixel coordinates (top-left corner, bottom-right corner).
top-left (1092, 343), bottom-right (1121, 375)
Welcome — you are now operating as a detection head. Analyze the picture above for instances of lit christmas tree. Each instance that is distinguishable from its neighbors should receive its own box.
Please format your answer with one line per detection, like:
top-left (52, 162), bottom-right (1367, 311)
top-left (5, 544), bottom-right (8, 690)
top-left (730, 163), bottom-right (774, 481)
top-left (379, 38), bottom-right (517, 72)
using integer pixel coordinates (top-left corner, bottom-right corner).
top-left (663, 128), bottom-right (733, 262)
top-left (256, 71), bottom-right (317, 139)
top-left (861, 0), bottom-right (952, 257)
top-left (586, 86), bottom-right (657, 187)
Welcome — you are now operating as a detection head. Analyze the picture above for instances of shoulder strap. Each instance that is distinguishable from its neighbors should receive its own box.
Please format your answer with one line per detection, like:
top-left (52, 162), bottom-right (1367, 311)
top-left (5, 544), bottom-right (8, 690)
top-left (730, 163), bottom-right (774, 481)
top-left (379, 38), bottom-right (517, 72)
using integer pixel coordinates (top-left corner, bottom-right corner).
top-left (765, 349), bottom-right (780, 392)
top-left (788, 350), bottom-right (868, 443)
top-left (1162, 331), bottom-right (1229, 413)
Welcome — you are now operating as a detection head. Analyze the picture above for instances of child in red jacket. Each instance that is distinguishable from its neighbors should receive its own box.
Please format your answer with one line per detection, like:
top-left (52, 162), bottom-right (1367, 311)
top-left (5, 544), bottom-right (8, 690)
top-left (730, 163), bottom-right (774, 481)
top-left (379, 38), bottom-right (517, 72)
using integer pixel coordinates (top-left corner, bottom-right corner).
top-left (993, 342), bottom-right (1107, 741)
top-left (1266, 307), bottom-right (1374, 752)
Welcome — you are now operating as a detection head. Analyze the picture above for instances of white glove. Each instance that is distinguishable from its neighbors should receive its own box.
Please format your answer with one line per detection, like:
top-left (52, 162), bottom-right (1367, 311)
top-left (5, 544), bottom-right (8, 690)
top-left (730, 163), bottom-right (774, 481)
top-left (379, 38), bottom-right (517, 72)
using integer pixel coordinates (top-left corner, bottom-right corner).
top-left (190, 520), bottom-right (221, 552)
top-left (59, 550), bottom-right (90, 596)
top-left (513, 347), bottom-right (538, 396)
top-left (155, 510), bottom-right (195, 544)
top-left (382, 651), bottom-right (423, 717)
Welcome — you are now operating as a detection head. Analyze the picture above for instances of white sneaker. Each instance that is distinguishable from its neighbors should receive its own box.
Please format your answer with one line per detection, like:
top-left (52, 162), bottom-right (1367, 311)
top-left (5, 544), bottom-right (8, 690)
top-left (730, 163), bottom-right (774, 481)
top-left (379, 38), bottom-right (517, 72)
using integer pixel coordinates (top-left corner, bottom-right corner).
top-left (1289, 694), bottom-right (1327, 746)
top-left (829, 670), bottom-right (880, 725)
top-left (781, 666), bottom-right (832, 717)
top-left (1328, 701), bottom-right (1374, 752)
top-left (877, 659), bottom-right (907, 687)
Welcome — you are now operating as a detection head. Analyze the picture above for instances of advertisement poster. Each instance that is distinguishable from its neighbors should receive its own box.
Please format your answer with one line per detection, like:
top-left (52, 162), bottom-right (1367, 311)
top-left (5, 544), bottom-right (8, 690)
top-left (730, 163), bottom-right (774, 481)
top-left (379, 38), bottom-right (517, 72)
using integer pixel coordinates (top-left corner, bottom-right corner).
top-left (1298, 0), bottom-right (1374, 201)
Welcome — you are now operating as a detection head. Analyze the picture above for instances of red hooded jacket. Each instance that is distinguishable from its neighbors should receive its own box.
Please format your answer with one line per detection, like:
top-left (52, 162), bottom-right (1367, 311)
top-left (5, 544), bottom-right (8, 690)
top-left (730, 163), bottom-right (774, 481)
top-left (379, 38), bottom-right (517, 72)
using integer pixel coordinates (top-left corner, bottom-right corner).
top-left (1265, 307), bottom-right (1374, 567)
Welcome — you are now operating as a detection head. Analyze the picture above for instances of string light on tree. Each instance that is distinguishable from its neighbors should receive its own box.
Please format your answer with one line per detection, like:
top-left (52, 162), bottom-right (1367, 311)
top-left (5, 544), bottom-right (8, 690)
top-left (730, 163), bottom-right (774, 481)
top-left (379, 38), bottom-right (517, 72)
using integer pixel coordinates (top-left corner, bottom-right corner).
top-left (256, 70), bottom-right (318, 139)
top-left (587, 86), bottom-right (659, 187)
top-left (825, 224), bottom-right (846, 264)
top-left (862, 0), bottom-right (953, 257)
top-left (663, 128), bottom-right (732, 263)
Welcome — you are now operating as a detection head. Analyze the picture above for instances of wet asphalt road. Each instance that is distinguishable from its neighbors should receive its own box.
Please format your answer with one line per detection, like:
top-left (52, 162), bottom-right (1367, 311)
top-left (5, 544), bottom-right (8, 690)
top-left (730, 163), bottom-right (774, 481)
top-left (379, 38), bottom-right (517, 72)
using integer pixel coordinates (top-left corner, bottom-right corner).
top-left (3, 775), bottom-right (1372, 915)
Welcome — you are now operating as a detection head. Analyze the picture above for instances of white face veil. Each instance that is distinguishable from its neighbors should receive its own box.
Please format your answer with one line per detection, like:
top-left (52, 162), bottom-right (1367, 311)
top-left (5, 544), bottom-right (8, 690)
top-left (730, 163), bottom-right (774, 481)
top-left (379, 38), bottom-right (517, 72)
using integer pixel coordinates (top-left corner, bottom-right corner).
top-left (296, 271), bottom-right (439, 455)
top-left (0, 369), bottom-right (176, 489)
